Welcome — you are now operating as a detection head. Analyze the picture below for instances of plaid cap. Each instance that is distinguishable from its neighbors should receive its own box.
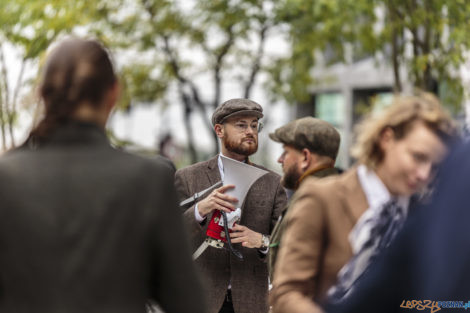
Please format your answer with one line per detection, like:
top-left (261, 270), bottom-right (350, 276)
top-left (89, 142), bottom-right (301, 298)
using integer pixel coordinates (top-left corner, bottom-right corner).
top-left (212, 98), bottom-right (263, 126)
top-left (269, 116), bottom-right (340, 159)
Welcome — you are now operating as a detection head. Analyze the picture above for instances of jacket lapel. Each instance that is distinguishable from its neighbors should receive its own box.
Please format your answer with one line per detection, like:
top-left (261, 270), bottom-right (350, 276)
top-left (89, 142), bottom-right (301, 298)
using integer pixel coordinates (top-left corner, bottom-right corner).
top-left (205, 155), bottom-right (222, 186)
top-left (338, 167), bottom-right (369, 226)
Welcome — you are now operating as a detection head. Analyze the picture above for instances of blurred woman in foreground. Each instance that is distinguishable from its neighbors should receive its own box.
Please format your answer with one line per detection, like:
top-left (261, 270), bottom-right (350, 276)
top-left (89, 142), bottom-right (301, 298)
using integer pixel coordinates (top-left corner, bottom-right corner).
top-left (0, 38), bottom-right (205, 313)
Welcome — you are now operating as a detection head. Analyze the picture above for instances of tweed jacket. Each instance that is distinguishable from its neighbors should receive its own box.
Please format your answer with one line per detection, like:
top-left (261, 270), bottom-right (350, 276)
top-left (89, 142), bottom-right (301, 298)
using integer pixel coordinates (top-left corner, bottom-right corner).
top-left (175, 155), bottom-right (287, 313)
top-left (0, 121), bottom-right (205, 313)
top-left (267, 166), bottom-right (339, 282)
top-left (270, 167), bottom-right (368, 313)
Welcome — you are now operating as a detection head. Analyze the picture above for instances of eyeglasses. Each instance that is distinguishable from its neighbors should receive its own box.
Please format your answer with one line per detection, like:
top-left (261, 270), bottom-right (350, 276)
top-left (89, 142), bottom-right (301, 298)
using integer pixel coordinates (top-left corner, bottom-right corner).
top-left (231, 122), bottom-right (264, 133)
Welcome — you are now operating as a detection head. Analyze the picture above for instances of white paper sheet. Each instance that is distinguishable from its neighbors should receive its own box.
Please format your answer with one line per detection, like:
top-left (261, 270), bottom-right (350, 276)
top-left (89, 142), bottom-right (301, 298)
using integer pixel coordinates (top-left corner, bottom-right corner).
top-left (220, 155), bottom-right (268, 208)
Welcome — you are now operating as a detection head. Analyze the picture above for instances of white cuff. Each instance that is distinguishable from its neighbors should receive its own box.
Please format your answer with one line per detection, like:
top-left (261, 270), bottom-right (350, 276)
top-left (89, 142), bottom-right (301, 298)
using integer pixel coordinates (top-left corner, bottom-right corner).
top-left (194, 204), bottom-right (206, 223)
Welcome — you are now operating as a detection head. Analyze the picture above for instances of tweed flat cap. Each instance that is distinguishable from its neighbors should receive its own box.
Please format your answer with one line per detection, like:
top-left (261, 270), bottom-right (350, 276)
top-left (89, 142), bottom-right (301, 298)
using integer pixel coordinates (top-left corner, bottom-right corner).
top-left (269, 116), bottom-right (340, 159)
top-left (212, 98), bottom-right (263, 126)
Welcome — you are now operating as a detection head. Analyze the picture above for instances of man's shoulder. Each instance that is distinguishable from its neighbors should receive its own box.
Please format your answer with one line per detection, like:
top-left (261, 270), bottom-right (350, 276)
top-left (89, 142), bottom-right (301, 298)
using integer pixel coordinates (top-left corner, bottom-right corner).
top-left (0, 145), bottom-right (174, 185)
top-left (175, 157), bottom-right (215, 177)
top-left (98, 148), bottom-right (176, 182)
top-left (251, 162), bottom-right (281, 180)
top-left (298, 167), bottom-right (357, 197)
top-left (301, 173), bottom-right (338, 188)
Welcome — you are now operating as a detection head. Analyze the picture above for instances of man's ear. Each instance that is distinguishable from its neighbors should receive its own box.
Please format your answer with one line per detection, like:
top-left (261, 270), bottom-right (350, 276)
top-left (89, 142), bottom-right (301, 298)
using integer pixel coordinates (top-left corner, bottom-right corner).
top-left (300, 148), bottom-right (313, 171)
top-left (215, 124), bottom-right (224, 138)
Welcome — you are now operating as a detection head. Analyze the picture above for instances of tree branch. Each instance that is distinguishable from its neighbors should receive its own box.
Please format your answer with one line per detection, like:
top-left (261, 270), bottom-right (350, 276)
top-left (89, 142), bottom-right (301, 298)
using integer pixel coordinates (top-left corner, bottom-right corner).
top-left (386, 0), bottom-right (402, 92)
top-left (162, 35), bottom-right (217, 156)
top-left (178, 82), bottom-right (198, 163)
top-left (213, 24), bottom-right (235, 109)
top-left (244, 24), bottom-right (268, 98)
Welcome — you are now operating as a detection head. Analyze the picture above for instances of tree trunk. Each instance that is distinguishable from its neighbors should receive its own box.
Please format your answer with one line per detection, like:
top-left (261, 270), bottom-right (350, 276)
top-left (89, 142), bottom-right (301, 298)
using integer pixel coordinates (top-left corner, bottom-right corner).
top-left (0, 45), bottom-right (9, 150)
top-left (388, 4), bottom-right (402, 93)
top-left (422, 1), bottom-right (433, 93)
top-left (391, 30), bottom-right (402, 93)
top-left (0, 89), bottom-right (6, 151)
top-left (182, 93), bottom-right (198, 164)
top-left (8, 58), bottom-right (26, 148)
top-left (244, 25), bottom-right (268, 98)
top-left (211, 27), bottom-right (234, 156)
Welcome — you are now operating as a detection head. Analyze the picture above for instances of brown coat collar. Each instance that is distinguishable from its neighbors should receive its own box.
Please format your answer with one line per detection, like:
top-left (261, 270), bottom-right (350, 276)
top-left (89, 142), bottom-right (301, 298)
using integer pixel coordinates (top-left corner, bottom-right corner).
top-left (296, 165), bottom-right (339, 188)
top-left (205, 156), bottom-right (222, 186)
top-left (337, 167), bottom-right (369, 225)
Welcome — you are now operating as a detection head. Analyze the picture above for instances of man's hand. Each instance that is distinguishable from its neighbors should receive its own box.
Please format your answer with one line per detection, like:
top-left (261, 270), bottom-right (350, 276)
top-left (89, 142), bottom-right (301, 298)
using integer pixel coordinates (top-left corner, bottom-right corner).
top-left (230, 224), bottom-right (263, 248)
top-left (197, 184), bottom-right (238, 218)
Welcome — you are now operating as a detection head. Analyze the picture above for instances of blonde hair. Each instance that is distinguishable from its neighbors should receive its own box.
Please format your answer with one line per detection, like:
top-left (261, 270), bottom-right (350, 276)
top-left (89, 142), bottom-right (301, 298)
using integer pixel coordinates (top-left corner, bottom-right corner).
top-left (351, 92), bottom-right (458, 169)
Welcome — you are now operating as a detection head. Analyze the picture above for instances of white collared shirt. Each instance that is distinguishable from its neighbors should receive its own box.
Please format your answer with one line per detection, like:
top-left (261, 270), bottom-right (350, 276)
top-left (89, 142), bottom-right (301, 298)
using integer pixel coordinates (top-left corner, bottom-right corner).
top-left (351, 164), bottom-right (410, 253)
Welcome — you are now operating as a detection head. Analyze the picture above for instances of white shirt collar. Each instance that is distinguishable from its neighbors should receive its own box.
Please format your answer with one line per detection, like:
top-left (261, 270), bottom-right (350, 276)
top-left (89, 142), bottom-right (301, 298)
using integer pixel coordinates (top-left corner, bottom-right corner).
top-left (349, 164), bottom-right (410, 254)
top-left (218, 153), bottom-right (249, 182)
top-left (357, 164), bottom-right (409, 215)
top-left (217, 153), bottom-right (225, 181)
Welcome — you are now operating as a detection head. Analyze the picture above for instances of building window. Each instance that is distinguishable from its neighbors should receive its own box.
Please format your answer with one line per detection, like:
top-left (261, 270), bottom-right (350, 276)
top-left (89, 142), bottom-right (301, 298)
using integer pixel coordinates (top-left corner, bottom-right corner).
top-left (315, 92), bottom-right (347, 169)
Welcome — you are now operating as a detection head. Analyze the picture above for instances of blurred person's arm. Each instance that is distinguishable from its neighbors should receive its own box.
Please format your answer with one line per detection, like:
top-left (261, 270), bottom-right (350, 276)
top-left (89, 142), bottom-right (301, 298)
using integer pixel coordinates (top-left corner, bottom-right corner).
top-left (269, 188), bottom-right (326, 313)
top-left (174, 169), bottom-right (208, 237)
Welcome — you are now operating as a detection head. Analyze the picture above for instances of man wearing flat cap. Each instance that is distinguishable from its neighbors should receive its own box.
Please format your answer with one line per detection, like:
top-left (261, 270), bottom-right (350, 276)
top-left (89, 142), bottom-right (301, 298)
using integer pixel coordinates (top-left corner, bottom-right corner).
top-left (267, 117), bottom-right (341, 281)
top-left (175, 99), bottom-right (287, 313)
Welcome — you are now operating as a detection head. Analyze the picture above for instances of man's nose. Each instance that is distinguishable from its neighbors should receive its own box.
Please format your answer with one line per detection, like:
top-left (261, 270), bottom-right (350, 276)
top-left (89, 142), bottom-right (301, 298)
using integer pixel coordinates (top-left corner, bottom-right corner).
top-left (245, 126), bottom-right (255, 135)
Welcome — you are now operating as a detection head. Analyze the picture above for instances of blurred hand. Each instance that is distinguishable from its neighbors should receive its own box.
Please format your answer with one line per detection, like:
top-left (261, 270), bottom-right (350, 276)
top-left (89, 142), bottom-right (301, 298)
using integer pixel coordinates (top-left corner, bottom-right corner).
top-left (230, 224), bottom-right (262, 249)
top-left (197, 184), bottom-right (238, 217)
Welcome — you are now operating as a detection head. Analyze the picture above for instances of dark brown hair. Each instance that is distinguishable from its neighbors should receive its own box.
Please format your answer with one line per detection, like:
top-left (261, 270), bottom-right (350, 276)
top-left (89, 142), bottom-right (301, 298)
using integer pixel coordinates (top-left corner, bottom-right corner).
top-left (29, 38), bottom-right (116, 142)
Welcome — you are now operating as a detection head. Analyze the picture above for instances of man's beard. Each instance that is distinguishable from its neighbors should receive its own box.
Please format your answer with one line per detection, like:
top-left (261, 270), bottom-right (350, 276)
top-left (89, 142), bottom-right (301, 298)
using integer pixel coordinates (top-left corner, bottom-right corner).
top-left (223, 135), bottom-right (258, 156)
top-left (281, 162), bottom-right (302, 190)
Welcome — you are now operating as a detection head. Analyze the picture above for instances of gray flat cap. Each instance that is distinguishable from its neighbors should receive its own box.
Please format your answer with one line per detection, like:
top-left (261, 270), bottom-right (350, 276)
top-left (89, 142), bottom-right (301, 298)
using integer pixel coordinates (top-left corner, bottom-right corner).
top-left (212, 98), bottom-right (263, 126)
top-left (269, 116), bottom-right (340, 159)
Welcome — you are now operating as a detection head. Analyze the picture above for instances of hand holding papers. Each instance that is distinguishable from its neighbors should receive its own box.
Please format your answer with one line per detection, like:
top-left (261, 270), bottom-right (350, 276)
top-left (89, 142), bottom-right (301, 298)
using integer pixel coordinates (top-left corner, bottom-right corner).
top-left (219, 155), bottom-right (268, 207)
top-left (192, 155), bottom-right (268, 260)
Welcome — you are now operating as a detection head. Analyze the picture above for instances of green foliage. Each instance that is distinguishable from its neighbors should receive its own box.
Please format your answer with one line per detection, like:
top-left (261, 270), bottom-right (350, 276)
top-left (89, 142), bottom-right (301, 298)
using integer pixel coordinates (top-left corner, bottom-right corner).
top-left (0, 0), bottom-right (111, 149)
top-left (101, 0), bottom-right (279, 162)
top-left (118, 63), bottom-right (169, 110)
top-left (0, 0), bottom-right (280, 158)
top-left (0, 0), bottom-right (103, 59)
top-left (267, 0), bottom-right (377, 104)
top-left (271, 0), bottom-right (470, 114)
top-left (2, 0), bottom-right (470, 153)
